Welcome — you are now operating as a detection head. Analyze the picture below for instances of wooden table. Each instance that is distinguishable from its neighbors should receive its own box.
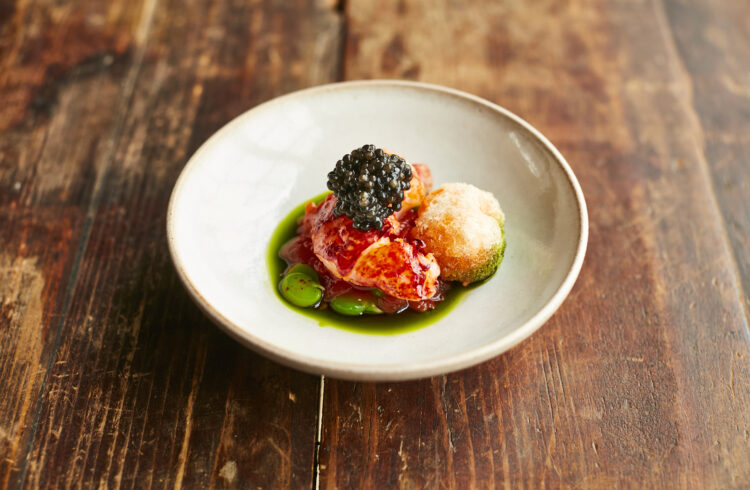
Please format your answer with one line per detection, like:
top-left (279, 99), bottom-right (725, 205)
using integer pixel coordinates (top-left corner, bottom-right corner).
top-left (2, 0), bottom-right (749, 487)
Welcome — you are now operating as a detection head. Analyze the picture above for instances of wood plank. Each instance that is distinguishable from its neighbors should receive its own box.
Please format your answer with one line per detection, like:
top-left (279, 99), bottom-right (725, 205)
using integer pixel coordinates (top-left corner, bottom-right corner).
top-left (662, 0), bottom-right (750, 314)
top-left (2, 0), bottom-right (342, 488)
top-left (321, 0), bottom-right (750, 487)
top-left (0, 1), bottom-right (149, 486)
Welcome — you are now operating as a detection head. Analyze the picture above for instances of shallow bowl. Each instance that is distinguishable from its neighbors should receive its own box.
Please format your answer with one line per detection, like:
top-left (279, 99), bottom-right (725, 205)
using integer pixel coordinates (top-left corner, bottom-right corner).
top-left (167, 80), bottom-right (588, 381)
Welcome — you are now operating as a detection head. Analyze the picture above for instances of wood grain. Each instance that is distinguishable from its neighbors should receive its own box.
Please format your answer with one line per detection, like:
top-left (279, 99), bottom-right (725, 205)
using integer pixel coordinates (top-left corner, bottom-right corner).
top-left (662, 0), bottom-right (750, 312)
top-left (3, 0), bottom-right (749, 487)
top-left (0, 0), bottom-right (342, 487)
top-left (0, 1), bottom-right (148, 486)
top-left (320, 0), bottom-right (750, 487)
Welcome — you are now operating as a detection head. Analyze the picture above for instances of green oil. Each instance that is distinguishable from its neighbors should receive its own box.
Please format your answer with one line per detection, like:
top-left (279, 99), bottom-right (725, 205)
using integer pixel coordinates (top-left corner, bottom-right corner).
top-left (266, 192), bottom-right (477, 335)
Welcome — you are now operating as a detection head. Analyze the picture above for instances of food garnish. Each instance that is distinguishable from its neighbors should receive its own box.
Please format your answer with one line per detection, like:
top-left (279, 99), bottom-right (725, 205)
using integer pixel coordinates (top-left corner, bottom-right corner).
top-left (327, 144), bottom-right (413, 231)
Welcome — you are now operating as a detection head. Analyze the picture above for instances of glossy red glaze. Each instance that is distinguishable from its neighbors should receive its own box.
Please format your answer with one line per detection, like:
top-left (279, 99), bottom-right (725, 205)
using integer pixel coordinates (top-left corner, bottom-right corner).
top-left (280, 164), bottom-right (442, 313)
top-left (307, 195), bottom-right (386, 275)
top-left (279, 233), bottom-right (348, 297)
top-left (409, 280), bottom-right (450, 312)
top-left (279, 187), bottom-right (446, 310)
top-left (377, 294), bottom-right (409, 314)
top-left (306, 193), bottom-right (440, 300)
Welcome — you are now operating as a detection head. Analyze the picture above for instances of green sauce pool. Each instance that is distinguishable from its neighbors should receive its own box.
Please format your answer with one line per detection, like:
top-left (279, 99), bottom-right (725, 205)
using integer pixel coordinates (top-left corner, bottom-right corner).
top-left (267, 192), bottom-right (481, 335)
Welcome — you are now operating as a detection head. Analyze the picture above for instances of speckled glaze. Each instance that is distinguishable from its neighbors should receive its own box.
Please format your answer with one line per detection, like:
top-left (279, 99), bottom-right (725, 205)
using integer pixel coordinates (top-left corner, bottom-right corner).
top-left (167, 80), bottom-right (588, 381)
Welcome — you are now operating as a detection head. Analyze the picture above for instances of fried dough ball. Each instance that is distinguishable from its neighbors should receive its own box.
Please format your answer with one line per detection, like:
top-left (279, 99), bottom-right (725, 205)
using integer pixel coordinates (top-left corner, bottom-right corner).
top-left (413, 183), bottom-right (505, 285)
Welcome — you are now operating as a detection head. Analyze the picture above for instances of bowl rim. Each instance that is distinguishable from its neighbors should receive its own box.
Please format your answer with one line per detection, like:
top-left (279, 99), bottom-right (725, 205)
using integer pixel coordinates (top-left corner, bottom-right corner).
top-left (166, 79), bottom-right (589, 381)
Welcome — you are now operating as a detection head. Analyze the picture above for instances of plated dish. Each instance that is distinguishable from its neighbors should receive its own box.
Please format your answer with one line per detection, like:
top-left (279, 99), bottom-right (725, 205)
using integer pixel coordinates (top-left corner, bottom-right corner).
top-left (167, 80), bottom-right (588, 381)
top-left (272, 145), bottom-right (506, 325)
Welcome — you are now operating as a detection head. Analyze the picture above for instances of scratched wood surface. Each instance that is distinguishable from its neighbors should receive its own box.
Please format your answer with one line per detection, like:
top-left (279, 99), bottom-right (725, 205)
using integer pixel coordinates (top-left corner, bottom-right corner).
top-left (662, 0), bottom-right (750, 307)
top-left (0, 0), bottom-right (340, 487)
top-left (1, 0), bottom-right (749, 488)
top-left (320, 0), bottom-right (750, 488)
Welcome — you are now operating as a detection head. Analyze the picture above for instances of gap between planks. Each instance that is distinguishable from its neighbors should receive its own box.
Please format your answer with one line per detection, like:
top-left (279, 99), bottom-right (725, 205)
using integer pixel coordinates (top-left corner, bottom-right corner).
top-left (334, 0), bottom-right (349, 82)
top-left (313, 375), bottom-right (325, 490)
top-left (313, 1), bottom-right (346, 488)
top-left (14, 0), bottom-right (161, 486)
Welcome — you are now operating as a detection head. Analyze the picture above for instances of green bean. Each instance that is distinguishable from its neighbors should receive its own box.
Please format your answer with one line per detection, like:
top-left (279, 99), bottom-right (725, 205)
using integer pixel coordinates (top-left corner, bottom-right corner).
top-left (287, 263), bottom-right (319, 281)
top-left (279, 272), bottom-right (323, 307)
top-left (371, 289), bottom-right (385, 298)
top-left (364, 302), bottom-right (384, 314)
top-left (330, 295), bottom-right (383, 316)
top-left (329, 296), bottom-right (366, 316)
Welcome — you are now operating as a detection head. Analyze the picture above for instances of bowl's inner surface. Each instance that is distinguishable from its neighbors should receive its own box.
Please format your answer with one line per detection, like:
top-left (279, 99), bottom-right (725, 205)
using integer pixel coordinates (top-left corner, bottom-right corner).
top-left (171, 84), bottom-right (581, 369)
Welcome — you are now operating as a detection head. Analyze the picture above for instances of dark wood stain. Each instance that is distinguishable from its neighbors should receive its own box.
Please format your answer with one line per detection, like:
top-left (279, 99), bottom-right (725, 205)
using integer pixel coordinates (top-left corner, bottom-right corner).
top-left (30, 50), bottom-right (131, 117)
top-left (1, 0), bottom-right (749, 488)
top-left (486, 22), bottom-right (513, 68)
top-left (381, 34), bottom-right (404, 72)
top-left (0, 0), bottom-right (341, 487)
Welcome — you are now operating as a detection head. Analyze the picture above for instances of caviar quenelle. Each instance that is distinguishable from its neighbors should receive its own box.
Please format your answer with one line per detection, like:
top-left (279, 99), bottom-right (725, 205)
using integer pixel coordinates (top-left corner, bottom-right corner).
top-left (327, 144), bottom-right (412, 231)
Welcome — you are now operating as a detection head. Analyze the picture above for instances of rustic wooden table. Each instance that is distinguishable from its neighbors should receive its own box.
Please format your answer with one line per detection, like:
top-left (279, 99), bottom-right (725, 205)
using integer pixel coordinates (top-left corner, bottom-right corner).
top-left (2, 0), bottom-right (749, 488)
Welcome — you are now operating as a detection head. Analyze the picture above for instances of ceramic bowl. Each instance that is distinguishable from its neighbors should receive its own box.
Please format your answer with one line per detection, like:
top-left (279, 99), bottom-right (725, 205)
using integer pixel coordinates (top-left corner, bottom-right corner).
top-left (167, 80), bottom-right (588, 381)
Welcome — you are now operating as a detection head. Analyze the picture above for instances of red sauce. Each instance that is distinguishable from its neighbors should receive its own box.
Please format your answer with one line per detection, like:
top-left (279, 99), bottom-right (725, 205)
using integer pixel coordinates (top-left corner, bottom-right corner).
top-left (306, 196), bottom-right (383, 275)
top-left (279, 195), bottom-right (446, 314)
top-left (279, 234), bottom-right (351, 300)
top-left (409, 280), bottom-right (450, 312)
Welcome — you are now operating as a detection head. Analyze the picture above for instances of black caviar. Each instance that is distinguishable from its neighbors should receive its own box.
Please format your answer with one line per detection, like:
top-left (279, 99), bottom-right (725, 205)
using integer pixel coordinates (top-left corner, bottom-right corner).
top-left (327, 145), bottom-right (412, 231)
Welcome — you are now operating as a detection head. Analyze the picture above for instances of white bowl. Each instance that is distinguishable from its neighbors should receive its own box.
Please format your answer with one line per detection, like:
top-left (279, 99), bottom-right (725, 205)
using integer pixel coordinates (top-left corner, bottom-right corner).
top-left (167, 80), bottom-right (587, 381)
